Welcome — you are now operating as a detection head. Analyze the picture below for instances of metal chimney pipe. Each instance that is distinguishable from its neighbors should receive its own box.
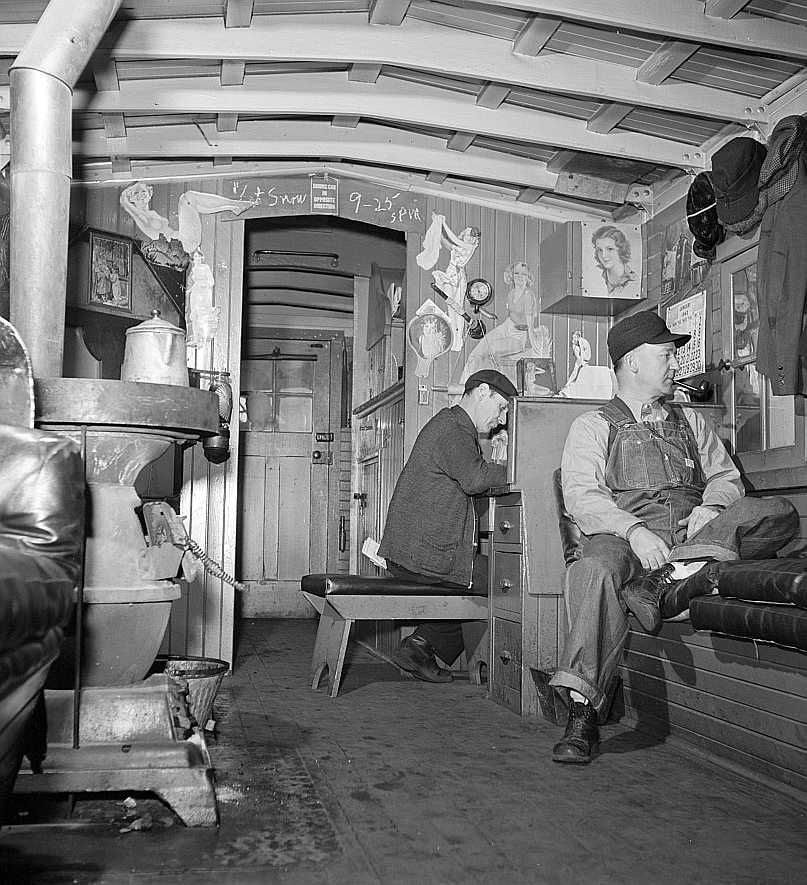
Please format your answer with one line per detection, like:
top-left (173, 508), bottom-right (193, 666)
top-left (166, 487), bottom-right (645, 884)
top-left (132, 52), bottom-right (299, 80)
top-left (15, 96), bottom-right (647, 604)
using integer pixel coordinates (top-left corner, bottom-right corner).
top-left (9, 0), bottom-right (123, 377)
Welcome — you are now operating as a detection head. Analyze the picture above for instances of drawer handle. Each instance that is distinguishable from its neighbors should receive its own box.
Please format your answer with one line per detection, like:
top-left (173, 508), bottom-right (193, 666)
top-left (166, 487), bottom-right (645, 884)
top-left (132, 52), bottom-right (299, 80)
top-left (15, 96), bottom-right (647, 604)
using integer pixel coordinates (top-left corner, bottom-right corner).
top-left (498, 578), bottom-right (512, 593)
top-left (499, 520), bottom-right (513, 533)
top-left (499, 651), bottom-right (512, 665)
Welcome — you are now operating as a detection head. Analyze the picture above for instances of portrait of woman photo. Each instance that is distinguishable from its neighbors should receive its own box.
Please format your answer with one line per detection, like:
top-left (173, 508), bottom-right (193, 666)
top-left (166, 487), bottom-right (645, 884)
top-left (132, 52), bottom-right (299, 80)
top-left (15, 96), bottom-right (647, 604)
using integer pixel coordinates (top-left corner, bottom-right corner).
top-left (588, 224), bottom-right (640, 297)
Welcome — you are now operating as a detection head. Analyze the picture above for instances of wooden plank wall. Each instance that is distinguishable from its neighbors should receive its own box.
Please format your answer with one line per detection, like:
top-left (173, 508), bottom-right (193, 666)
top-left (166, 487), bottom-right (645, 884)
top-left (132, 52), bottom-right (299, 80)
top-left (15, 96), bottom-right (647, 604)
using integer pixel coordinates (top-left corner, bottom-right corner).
top-left (624, 193), bottom-right (807, 795)
top-left (72, 177), bottom-right (242, 666)
top-left (404, 197), bottom-right (612, 454)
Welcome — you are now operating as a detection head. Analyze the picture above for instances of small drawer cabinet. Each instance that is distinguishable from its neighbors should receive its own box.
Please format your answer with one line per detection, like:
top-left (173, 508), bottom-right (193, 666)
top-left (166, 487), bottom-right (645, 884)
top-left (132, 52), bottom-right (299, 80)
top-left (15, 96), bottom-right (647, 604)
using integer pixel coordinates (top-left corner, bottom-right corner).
top-left (489, 493), bottom-right (525, 713)
top-left (487, 397), bottom-right (600, 718)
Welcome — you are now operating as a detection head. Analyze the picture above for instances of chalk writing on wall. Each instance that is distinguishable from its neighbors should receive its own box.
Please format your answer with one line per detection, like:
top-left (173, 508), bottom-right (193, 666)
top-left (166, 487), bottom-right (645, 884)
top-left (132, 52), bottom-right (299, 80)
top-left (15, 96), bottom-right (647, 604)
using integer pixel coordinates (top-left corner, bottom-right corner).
top-left (226, 176), bottom-right (426, 232)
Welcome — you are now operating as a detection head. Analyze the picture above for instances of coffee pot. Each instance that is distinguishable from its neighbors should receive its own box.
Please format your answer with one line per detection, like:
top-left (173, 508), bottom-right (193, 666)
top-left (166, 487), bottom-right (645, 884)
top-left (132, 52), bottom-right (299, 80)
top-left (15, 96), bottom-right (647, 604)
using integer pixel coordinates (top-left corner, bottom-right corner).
top-left (121, 309), bottom-right (189, 386)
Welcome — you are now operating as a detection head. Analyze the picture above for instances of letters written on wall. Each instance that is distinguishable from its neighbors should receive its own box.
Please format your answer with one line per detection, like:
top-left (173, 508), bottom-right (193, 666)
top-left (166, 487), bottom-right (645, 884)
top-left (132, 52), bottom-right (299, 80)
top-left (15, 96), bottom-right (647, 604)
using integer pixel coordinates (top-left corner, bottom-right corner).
top-left (223, 175), bottom-right (426, 233)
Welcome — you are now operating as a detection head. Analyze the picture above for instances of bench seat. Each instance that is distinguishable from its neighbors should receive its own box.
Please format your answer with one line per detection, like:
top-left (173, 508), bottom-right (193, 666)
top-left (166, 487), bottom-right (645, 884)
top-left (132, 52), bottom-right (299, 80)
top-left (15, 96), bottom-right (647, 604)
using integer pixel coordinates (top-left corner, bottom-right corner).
top-left (301, 573), bottom-right (488, 698)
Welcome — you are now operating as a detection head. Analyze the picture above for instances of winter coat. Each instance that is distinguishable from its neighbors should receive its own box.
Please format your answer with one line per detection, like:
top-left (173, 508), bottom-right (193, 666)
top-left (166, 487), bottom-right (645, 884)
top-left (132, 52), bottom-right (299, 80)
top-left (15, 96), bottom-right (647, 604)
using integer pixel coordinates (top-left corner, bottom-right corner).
top-left (378, 406), bottom-right (507, 586)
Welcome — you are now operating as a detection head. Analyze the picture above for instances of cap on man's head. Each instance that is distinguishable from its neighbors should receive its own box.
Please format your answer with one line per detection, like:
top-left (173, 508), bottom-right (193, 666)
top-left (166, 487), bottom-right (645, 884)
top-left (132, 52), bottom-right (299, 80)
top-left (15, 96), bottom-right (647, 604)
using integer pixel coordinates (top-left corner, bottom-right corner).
top-left (464, 369), bottom-right (518, 400)
top-left (711, 136), bottom-right (767, 226)
top-left (607, 310), bottom-right (690, 365)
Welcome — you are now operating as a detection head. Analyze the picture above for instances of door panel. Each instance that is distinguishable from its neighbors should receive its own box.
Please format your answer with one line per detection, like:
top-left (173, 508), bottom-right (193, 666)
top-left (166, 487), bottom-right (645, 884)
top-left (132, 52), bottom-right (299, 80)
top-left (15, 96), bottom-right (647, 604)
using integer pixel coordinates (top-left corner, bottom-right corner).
top-left (237, 337), bottom-right (332, 615)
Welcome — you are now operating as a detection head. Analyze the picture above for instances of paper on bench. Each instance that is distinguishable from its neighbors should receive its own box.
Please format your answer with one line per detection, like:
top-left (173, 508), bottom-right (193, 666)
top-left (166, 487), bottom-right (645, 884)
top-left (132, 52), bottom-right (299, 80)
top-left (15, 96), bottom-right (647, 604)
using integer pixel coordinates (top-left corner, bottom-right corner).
top-left (362, 538), bottom-right (387, 569)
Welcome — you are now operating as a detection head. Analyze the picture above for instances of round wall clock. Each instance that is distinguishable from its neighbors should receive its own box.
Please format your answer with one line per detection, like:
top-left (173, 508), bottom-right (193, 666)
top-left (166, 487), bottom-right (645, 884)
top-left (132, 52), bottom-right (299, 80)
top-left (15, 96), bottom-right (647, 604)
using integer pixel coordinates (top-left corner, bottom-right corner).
top-left (466, 277), bottom-right (493, 308)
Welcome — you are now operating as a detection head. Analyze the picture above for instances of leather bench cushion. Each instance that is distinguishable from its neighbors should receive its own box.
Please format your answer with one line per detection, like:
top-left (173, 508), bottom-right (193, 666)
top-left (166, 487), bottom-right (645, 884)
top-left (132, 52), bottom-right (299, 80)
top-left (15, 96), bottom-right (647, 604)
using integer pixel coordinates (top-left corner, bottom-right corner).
top-left (302, 573), bottom-right (464, 597)
top-left (0, 550), bottom-right (74, 656)
top-left (716, 558), bottom-right (807, 609)
top-left (690, 596), bottom-right (807, 652)
top-left (0, 627), bottom-right (64, 699)
top-left (0, 425), bottom-right (84, 584)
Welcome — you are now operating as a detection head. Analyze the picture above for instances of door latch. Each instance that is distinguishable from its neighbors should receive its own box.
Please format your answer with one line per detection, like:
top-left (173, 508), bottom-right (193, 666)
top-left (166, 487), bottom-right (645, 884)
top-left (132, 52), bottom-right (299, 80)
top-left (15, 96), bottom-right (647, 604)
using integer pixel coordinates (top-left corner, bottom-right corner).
top-left (311, 449), bottom-right (333, 465)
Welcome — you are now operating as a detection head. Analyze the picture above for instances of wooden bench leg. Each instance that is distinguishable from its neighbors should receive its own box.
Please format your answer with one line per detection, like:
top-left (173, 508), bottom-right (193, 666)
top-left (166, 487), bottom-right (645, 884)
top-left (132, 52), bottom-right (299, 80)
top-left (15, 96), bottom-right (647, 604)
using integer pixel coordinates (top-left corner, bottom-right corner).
top-left (310, 600), bottom-right (353, 698)
top-left (461, 621), bottom-right (489, 685)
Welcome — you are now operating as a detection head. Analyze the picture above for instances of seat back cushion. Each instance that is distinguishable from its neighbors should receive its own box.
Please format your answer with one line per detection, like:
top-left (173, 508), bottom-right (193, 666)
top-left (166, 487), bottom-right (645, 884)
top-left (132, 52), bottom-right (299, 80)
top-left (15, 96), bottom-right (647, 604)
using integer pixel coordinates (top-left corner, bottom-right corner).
top-left (0, 425), bottom-right (84, 584)
top-left (553, 468), bottom-right (582, 568)
top-left (716, 558), bottom-right (807, 609)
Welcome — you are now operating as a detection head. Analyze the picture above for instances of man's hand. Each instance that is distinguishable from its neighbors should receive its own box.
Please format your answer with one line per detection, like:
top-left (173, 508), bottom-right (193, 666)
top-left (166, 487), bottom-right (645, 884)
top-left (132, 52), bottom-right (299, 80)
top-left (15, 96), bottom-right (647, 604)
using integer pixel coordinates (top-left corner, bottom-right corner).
top-left (491, 429), bottom-right (508, 464)
top-left (679, 505), bottom-right (721, 540)
top-left (628, 526), bottom-right (670, 571)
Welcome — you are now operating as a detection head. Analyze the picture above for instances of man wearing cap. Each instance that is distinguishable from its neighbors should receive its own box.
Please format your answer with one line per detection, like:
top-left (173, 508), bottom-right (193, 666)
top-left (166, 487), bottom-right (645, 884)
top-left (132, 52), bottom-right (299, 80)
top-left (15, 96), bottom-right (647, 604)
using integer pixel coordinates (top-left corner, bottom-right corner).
top-left (549, 309), bottom-right (798, 764)
top-left (379, 369), bottom-right (517, 682)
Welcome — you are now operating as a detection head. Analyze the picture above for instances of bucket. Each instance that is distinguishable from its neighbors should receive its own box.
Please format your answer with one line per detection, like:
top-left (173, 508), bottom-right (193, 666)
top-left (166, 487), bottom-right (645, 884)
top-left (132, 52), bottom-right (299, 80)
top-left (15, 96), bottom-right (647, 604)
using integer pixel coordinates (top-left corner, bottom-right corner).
top-left (156, 655), bottom-right (228, 730)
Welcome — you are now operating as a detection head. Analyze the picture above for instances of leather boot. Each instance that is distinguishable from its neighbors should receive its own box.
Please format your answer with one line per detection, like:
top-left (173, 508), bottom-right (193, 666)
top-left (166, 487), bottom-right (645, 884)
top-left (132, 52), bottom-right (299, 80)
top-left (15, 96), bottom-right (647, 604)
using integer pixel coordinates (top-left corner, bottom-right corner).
top-left (552, 701), bottom-right (599, 763)
top-left (393, 634), bottom-right (453, 683)
top-left (660, 561), bottom-right (721, 619)
top-left (621, 563), bottom-right (675, 633)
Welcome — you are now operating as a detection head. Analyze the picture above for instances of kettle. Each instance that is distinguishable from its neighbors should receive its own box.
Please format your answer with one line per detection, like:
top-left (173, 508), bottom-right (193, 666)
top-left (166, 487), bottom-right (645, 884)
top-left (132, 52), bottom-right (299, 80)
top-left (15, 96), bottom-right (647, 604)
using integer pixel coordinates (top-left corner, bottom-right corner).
top-left (121, 309), bottom-right (189, 386)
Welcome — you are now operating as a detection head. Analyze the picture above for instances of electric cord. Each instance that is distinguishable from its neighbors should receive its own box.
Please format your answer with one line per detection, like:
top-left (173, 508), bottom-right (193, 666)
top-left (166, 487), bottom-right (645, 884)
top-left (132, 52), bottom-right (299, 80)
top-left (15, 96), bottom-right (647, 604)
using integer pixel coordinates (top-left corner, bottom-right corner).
top-left (179, 536), bottom-right (247, 592)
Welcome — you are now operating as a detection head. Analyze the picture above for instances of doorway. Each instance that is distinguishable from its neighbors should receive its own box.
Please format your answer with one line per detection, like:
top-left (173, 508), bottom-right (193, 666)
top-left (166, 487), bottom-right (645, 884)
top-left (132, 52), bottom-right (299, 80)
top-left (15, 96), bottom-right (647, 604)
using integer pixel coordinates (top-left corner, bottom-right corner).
top-left (235, 215), bottom-right (406, 617)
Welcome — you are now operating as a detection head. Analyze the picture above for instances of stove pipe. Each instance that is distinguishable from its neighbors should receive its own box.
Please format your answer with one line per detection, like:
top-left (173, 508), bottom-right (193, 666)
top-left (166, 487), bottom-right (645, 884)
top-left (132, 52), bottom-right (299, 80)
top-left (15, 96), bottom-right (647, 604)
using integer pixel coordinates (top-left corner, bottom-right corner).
top-left (9, 0), bottom-right (123, 377)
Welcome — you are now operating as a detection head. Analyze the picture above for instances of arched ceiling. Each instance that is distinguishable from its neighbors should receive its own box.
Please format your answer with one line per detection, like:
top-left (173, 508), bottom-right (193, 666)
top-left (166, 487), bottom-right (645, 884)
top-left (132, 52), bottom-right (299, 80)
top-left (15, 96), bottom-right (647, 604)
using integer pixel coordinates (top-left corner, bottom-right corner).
top-left (1, 0), bottom-right (806, 221)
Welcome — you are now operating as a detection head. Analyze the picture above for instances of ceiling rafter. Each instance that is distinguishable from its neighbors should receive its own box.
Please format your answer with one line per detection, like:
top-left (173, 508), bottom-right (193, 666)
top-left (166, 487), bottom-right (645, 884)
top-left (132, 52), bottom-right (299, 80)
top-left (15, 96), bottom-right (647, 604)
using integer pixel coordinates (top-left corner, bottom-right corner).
top-left (220, 60), bottom-right (246, 87)
top-left (513, 15), bottom-right (560, 55)
top-left (51, 15), bottom-right (770, 124)
top-left (476, 83), bottom-right (510, 109)
top-left (368, 0), bottom-right (412, 26)
top-left (474, 0), bottom-right (807, 59)
top-left (62, 73), bottom-right (708, 168)
top-left (635, 41), bottom-right (699, 86)
top-left (224, 0), bottom-right (254, 29)
top-left (92, 59), bottom-right (129, 169)
top-left (73, 119), bottom-right (563, 191)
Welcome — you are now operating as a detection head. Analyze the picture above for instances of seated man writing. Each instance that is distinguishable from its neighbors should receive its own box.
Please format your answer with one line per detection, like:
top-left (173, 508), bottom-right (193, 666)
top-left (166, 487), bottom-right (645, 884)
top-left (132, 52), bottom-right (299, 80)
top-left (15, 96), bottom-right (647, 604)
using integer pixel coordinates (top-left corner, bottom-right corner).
top-left (378, 369), bottom-right (518, 682)
top-left (550, 310), bottom-right (798, 764)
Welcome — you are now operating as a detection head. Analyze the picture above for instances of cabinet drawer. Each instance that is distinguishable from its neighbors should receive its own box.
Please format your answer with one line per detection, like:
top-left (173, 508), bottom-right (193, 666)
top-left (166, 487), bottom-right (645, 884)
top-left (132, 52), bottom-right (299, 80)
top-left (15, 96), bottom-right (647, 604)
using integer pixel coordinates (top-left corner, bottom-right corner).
top-left (492, 550), bottom-right (521, 615)
top-left (491, 616), bottom-right (522, 714)
top-left (493, 505), bottom-right (521, 544)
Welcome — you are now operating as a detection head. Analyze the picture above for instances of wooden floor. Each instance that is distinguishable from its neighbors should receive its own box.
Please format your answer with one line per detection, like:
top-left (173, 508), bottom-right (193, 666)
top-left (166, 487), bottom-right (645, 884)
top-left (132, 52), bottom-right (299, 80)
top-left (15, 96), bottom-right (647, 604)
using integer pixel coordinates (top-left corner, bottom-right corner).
top-left (2, 618), bottom-right (807, 884)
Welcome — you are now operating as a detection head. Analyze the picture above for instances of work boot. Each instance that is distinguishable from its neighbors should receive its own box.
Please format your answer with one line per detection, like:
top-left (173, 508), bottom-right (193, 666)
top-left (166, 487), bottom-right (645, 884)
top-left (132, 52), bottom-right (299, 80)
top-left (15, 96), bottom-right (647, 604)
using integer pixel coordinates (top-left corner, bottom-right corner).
top-left (552, 701), bottom-right (599, 764)
top-left (622, 563), bottom-right (674, 633)
top-left (393, 634), bottom-right (453, 683)
top-left (660, 561), bottom-right (721, 620)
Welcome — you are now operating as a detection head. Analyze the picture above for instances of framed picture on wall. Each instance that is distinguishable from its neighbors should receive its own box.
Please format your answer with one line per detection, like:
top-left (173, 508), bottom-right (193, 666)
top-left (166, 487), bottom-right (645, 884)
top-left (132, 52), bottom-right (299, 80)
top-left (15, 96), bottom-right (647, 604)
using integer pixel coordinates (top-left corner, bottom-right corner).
top-left (88, 229), bottom-right (132, 312)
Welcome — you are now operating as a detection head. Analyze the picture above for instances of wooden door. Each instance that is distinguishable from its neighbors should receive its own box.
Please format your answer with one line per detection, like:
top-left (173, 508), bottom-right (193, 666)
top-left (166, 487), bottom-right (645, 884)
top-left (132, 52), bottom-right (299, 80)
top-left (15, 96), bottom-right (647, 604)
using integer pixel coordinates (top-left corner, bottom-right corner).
top-left (237, 338), bottom-right (333, 616)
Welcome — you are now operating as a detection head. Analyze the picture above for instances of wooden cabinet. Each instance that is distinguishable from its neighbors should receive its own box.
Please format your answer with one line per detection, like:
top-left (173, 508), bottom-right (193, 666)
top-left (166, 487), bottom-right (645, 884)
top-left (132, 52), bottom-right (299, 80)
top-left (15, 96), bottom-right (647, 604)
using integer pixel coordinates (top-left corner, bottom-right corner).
top-left (539, 221), bottom-right (644, 316)
top-left (488, 398), bottom-right (599, 717)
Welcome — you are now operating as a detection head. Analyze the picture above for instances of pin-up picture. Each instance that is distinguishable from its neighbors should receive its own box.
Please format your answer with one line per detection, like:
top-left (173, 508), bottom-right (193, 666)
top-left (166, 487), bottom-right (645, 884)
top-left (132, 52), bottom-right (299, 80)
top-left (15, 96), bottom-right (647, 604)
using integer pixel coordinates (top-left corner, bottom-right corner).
top-left (88, 229), bottom-right (132, 312)
top-left (581, 222), bottom-right (642, 302)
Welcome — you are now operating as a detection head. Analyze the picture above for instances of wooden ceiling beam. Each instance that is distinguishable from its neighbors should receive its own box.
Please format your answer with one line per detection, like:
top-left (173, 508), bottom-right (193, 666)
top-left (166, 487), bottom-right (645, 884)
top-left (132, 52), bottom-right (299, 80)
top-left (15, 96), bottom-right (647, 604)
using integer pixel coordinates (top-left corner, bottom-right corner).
top-left (426, 172), bottom-right (447, 183)
top-left (513, 15), bottom-right (561, 55)
top-left (636, 41), bottom-right (698, 85)
top-left (221, 60), bottom-right (246, 87)
top-left (516, 187), bottom-right (546, 203)
top-left (474, 1), bottom-right (807, 59)
top-left (447, 132), bottom-right (475, 152)
top-left (67, 74), bottom-right (708, 168)
top-left (53, 15), bottom-right (769, 124)
top-left (217, 114), bottom-right (239, 132)
top-left (368, 0), bottom-right (411, 25)
top-left (587, 103), bottom-right (633, 135)
top-left (332, 116), bottom-right (361, 128)
top-left (348, 64), bottom-right (382, 83)
top-left (476, 83), bottom-right (510, 110)
top-left (224, 0), bottom-right (254, 28)
top-left (73, 119), bottom-right (564, 190)
top-left (704, 0), bottom-right (749, 17)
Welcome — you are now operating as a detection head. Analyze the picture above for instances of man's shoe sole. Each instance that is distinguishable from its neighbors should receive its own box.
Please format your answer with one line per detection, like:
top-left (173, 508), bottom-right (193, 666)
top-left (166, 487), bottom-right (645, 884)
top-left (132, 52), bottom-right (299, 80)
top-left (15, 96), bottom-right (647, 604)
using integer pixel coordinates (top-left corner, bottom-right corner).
top-left (392, 651), bottom-right (452, 683)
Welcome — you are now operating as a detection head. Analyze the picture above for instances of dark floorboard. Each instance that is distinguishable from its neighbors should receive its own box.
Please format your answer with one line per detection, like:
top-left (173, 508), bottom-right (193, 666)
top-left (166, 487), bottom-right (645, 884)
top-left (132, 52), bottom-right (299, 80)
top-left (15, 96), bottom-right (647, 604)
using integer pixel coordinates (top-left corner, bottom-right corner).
top-left (1, 618), bottom-right (806, 884)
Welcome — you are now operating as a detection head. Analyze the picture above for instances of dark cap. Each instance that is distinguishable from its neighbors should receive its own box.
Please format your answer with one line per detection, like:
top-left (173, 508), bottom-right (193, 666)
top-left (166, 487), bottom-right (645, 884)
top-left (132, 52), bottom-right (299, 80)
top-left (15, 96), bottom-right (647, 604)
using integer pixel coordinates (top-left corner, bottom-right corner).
top-left (686, 171), bottom-right (725, 261)
top-left (711, 137), bottom-right (767, 226)
top-left (607, 310), bottom-right (690, 365)
top-left (464, 369), bottom-right (518, 400)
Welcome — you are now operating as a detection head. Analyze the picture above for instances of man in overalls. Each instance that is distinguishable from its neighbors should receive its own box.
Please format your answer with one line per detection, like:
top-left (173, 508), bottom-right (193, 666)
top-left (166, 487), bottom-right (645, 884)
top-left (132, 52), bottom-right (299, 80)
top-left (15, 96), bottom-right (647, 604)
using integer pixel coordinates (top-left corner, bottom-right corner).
top-left (550, 310), bottom-right (798, 763)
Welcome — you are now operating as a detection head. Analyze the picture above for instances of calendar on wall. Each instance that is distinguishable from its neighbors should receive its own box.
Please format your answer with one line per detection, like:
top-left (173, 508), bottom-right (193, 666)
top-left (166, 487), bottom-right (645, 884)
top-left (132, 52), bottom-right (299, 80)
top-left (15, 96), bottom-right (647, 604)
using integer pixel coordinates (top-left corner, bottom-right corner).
top-left (666, 290), bottom-right (706, 379)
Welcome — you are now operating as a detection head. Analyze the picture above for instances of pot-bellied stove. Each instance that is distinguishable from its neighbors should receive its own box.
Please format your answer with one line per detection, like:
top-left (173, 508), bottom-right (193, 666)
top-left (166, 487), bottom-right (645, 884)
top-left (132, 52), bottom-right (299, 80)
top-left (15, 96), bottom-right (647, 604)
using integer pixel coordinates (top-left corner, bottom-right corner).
top-left (14, 378), bottom-right (221, 826)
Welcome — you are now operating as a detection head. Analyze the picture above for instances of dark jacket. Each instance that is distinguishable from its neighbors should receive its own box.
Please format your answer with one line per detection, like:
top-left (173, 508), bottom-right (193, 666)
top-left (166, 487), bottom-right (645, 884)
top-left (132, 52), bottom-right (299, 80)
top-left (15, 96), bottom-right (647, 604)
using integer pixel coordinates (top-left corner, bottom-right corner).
top-left (756, 149), bottom-right (807, 395)
top-left (378, 406), bottom-right (507, 586)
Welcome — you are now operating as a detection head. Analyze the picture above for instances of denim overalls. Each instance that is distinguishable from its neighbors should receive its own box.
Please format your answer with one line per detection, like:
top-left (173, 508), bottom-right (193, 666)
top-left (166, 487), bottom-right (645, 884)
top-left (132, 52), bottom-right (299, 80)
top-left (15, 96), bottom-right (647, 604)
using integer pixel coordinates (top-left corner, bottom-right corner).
top-left (601, 397), bottom-right (705, 549)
